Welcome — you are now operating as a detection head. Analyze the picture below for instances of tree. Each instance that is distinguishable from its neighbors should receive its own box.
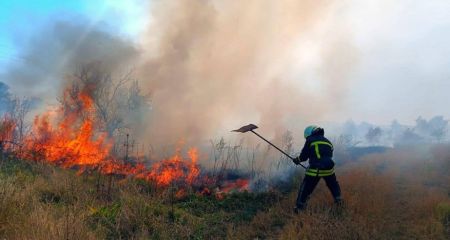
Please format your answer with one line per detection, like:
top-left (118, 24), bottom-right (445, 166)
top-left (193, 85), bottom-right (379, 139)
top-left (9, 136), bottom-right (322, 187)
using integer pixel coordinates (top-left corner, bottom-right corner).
top-left (0, 82), bottom-right (35, 150)
top-left (8, 97), bottom-right (34, 145)
top-left (428, 116), bottom-right (448, 142)
top-left (394, 128), bottom-right (424, 147)
top-left (414, 116), bottom-right (448, 142)
top-left (365, 127), bottom-right (383, 145)
top-left (63, 62), bottom-right (150, 157)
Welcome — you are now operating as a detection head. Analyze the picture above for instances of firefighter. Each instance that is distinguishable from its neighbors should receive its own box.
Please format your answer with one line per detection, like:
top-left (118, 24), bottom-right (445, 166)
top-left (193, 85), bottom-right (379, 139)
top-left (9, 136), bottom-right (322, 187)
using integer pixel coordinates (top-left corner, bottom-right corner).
top-left (293, 125), bottom-right (342, 213)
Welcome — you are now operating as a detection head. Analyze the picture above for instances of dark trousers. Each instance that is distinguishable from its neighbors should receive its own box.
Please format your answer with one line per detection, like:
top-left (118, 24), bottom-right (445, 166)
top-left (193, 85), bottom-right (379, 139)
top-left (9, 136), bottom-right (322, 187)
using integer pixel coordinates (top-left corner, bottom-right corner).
top-left (296, 173), bottom-right (342, 209)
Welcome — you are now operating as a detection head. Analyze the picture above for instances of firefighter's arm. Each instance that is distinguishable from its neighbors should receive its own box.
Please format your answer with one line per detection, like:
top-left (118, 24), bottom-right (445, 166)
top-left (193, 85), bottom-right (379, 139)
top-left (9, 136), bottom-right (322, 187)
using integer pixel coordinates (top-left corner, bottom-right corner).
top-left (293, 141), bottom-right (309, 165)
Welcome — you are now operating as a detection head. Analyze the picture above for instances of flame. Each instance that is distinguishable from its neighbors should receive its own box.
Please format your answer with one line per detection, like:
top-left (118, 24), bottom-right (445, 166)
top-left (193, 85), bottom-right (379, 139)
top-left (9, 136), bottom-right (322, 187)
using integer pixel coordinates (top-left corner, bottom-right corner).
top-left (220, 179), bottom-right (250, 193)
top-left (0, 116), bottom-right (16, 151)
top-left (214, 179), bottom-right (250, 200)
top-left (144, 148), bottom-right (200, 186)
top-left (4, 84), bottom-right (249, 199)
top-left (175, 189), bottom-right (187, 199)
top-left (17, 87), bottom-right (203, 188)
top-left (21, 89), bottom-right (111, 170)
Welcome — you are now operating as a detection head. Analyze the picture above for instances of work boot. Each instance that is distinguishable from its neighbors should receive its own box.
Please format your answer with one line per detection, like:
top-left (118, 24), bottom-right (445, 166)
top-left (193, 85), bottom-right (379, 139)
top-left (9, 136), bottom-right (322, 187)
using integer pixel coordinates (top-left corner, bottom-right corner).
top-left (335, 197), bottom-right (344, 206)
top-left (332, 198), bottom-right (345, 217)
top-left (294, 204), bottom-right (306, 214)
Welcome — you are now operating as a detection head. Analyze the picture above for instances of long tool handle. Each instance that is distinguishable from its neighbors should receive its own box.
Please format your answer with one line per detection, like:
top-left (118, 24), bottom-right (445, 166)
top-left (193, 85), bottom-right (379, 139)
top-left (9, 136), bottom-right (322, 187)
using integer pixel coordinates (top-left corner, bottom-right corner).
top-left (250, 130), bottom-right (306, 169)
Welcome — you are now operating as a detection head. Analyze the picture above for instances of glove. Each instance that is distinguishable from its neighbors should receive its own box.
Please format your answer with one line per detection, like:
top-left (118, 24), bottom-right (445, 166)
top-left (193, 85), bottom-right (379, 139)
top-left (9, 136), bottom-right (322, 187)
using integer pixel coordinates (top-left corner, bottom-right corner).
top-left (293, 156), bottom-right (301, 165)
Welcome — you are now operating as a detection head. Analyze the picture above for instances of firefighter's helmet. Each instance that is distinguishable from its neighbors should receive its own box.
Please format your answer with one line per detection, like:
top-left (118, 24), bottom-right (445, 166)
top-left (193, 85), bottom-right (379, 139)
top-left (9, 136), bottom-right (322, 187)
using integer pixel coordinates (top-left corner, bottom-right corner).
top-left (304, 125), bottom-right (319, 139)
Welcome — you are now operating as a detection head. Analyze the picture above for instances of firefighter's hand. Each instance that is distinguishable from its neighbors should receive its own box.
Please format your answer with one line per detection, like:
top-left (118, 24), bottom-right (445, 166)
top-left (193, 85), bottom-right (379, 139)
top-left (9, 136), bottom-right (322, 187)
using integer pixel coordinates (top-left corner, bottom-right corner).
top-left (293, 157), bottom-right (301, 165)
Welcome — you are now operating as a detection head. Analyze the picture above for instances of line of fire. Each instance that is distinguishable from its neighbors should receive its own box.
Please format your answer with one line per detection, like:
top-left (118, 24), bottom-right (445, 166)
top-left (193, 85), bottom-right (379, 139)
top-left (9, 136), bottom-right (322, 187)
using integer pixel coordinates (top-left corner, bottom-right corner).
top-left (0, 70), bottom-right (255, 201)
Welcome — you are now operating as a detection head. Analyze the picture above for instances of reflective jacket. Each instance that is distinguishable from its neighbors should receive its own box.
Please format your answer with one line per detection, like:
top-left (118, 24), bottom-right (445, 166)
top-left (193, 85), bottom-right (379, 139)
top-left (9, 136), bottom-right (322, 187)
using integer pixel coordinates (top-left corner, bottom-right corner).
top-left (299, 133), bottom-right (335, 177)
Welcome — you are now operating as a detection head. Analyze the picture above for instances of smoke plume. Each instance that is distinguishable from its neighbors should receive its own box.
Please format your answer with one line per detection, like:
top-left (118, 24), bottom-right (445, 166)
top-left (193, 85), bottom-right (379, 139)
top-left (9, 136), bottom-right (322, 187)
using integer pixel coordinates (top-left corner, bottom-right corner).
top-left (138, 0), bottom-right (359, 146)
top-left (1, 18), bottom-right (139, 103)
top-left (2, 1), bottom-right (359, 148)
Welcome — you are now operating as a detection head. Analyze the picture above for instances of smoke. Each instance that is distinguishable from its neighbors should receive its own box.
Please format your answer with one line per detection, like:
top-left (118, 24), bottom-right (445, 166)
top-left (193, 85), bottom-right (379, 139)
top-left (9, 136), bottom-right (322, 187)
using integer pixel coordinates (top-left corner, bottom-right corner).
top-left (0, 82), bottom-right (12, 113)
top-left (1, 18), bottom-right (139, 103)
top-left (138, 0), bottom-right (359, 146)
top-left (336, 116), bottom-right (449, 147)
top-left (1, 1), bottom-right (360, 148)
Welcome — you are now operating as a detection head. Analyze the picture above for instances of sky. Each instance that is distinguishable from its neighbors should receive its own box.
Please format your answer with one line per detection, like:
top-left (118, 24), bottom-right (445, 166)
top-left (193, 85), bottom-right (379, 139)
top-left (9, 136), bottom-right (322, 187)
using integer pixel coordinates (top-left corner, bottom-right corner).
top-left (0, 0), bottom-right (449, 129)
top-left (0, 0), bottom-right (148, 69)
top-left (342, 1), bottom-right (450, 124)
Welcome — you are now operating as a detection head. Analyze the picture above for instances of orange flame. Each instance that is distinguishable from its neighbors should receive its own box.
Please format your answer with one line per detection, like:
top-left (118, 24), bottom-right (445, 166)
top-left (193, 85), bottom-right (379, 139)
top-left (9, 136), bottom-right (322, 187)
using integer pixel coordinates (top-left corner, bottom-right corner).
top-left (213, 179), bottom-right (250, 200)
top-left (144, 147), bottom-right (200, 186)
top-left (17, 87), bottom-right (203, 188)
top-left (21, 89), bottom-right (111, 170)
top-left (0, 116), bottom-right (16, 150)
top-left (220, 179), bottom-right (250, 193)
top-left (8, 85), bottom-right (249, 199)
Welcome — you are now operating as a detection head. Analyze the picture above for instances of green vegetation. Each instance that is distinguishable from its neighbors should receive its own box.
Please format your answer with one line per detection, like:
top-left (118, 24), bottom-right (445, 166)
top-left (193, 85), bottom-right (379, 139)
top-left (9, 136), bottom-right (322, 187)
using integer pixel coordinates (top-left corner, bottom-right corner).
top-left (0, 144), bottom-right (449, 239)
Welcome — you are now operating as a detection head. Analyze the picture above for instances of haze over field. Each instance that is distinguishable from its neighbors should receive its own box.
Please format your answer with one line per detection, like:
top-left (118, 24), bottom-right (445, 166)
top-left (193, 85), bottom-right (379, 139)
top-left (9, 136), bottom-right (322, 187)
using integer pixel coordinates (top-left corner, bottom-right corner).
top-left (0, 0), bottom-right (449, 146)
top-left (0, 2), bottom-right (449, 239)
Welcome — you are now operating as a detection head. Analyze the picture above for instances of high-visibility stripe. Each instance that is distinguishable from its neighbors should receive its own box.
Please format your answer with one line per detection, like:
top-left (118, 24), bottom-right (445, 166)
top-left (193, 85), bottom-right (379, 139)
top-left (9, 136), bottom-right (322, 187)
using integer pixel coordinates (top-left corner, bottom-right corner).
top-left (310, 141), bottom-right (333, 159)
top-left (305, 172), bottom-right (334, 177)
top-left (305, 168), bottom-right (335, 177)
top-left (314, 143), bottom-right (320, 159)
top-left (310, 141), bottom-right (333, 149)
top-left (305, 171), bottom-right (334, 177)
top-left (306, 168), bottom-right (334, 173)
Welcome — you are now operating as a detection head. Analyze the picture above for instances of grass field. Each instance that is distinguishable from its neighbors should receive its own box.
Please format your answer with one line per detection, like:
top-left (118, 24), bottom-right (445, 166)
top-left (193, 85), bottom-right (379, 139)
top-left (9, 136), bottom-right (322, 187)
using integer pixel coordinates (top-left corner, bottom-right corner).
top-left (0, 144), bottom-right (449, 239)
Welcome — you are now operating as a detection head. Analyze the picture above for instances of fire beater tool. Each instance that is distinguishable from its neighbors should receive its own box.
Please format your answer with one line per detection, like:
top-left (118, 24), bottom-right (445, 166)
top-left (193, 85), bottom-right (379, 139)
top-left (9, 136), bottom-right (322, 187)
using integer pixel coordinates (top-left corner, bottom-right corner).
top-left (232, 124), bottom-right (306, 169)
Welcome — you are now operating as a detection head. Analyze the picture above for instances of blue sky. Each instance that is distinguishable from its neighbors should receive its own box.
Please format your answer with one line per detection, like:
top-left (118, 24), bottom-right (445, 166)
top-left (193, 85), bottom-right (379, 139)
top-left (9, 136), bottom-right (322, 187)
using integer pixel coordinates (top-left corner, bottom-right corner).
top-left (0, 0), bottom-right (147, 71)
top-left (0, 1), bottom-right (85, 67)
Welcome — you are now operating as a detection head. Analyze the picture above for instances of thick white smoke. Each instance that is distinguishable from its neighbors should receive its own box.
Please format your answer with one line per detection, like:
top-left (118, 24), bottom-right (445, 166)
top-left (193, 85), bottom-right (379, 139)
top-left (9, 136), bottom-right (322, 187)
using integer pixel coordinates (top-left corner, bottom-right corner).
top-left (1, 1), bottom-right (359, 148)
top-left (137, 0), bottom-right (359, 146)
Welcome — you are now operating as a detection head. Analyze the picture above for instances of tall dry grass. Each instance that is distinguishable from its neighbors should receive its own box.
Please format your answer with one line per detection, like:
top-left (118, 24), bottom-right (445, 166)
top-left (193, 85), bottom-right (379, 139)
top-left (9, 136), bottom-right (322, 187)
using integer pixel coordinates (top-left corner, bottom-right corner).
top-left (0, 144), bottom-right (449, 239)
top-left (228, 144), bottom-right (450, 239)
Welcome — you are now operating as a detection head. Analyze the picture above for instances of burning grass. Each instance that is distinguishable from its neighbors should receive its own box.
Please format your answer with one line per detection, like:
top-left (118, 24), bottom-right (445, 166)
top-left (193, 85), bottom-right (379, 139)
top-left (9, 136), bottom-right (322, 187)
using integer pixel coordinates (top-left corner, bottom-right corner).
top-left (0, 79), bottom-right (448, 239)
top-left (0, 157), bottom-right (279, 239)
top-left (0, 83), bottom-right (252, 199)
top-left (0, 144), bottom-right (448, 239)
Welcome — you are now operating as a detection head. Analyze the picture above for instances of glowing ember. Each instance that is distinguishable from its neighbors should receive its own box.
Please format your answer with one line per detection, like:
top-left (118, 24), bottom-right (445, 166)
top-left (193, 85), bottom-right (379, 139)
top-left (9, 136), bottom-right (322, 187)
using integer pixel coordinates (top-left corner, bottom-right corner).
top-left (220, 179), bottom-right (250, 193)
top-left (214, 179), bottom-right (250, 200)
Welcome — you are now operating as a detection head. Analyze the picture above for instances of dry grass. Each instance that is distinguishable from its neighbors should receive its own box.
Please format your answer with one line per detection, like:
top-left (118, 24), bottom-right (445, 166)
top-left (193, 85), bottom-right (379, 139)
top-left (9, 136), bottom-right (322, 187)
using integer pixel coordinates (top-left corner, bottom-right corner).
top-left (229, 145), bottom-right (450, 240)
top-left (0, 144), bottom-right (449, 239)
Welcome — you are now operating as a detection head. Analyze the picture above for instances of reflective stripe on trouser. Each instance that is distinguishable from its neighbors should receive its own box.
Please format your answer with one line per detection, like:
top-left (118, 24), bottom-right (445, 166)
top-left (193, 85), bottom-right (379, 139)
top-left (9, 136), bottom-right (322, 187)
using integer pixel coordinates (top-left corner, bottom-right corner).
top-left (296, 173), bottom-right (342, 208)
top-left (305, 167), bottom-right (335, 177)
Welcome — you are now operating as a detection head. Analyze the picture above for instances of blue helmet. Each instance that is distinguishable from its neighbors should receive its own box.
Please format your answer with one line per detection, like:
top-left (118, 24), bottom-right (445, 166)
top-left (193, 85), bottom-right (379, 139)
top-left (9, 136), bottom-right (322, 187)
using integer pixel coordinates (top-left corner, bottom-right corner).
top-left (304, 125), bottom-right (319, 139)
